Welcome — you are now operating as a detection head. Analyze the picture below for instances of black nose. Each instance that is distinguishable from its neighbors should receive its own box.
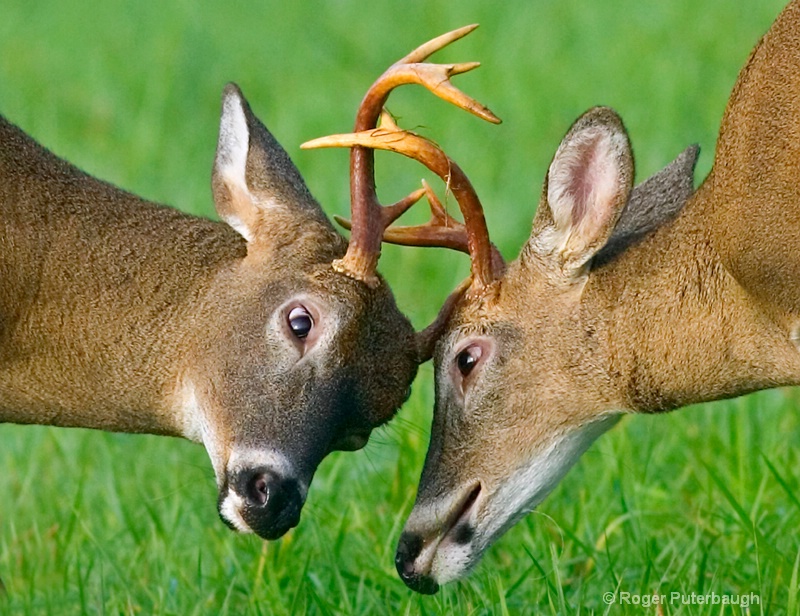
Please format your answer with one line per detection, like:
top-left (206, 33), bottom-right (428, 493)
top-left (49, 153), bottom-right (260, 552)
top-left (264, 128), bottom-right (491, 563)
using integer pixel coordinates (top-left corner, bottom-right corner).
top-left (395, 532), bottom-right (440, 595)
top-left (234, 468), bottom-right (303, 540)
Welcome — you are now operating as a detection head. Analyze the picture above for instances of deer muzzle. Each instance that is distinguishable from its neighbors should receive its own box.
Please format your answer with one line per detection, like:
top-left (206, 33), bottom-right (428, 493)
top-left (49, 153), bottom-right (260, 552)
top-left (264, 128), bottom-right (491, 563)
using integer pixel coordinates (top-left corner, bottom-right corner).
top-left (216, 451), bottom-right (308, 540)
top-left (395, 481), bottom-right (483, 594)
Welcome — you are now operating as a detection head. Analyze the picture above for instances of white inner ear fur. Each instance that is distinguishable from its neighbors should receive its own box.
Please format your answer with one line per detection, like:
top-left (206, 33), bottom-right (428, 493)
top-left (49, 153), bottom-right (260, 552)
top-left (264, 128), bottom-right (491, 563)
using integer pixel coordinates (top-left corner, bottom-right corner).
top-left (217, 91), bottom-right (255, 242)
top-left (546, 127), bottom-right (627, 257)
top-left (223, 212), bottom-right (254, 243)
top-left (218, 91), bottom-right (250, 192)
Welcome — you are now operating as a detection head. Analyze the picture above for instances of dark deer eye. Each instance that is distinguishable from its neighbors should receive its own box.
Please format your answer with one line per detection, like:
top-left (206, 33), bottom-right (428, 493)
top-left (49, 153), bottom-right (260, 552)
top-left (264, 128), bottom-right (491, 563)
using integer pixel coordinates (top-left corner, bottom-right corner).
top-left (456, 346), bottom-right (482, 377)
top-left (288, 306), bottom-right (313, 340)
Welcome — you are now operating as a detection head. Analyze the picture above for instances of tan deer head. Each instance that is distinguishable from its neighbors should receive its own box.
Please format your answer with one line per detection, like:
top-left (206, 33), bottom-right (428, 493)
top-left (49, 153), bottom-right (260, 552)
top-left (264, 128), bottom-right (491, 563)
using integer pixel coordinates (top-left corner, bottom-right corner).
top-left (201, 27), bottom-right (508, 541)
top-left (189, 83), bottom-right (428, 539)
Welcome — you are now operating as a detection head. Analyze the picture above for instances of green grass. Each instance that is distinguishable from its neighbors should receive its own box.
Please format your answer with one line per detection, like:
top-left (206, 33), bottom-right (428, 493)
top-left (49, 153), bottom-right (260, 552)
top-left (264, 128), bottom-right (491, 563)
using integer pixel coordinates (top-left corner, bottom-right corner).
top-left (0, 0), bottom-right (796, 613)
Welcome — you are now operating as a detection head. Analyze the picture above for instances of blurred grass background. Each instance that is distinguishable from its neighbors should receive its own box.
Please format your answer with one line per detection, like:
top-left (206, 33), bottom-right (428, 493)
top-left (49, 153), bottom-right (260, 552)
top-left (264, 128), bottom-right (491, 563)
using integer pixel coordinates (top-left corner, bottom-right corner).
top-left (0, 0), bottom-right (797, 613)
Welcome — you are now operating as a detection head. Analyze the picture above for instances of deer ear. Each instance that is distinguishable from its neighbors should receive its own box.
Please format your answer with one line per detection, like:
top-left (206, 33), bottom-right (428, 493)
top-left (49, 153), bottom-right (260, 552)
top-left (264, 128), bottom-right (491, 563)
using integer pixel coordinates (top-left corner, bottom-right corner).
top-left (211, 83), bottom-right (330, 243)
top-left (525, 107), bottom-right (634, 278)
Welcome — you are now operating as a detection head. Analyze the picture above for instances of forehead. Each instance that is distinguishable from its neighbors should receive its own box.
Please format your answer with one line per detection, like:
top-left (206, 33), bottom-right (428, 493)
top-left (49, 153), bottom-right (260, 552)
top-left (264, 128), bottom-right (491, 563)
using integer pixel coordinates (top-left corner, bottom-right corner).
top-left (235, 263), bottom-right (364, 308)
top-left (441, 281), bottom-right (518, 337)
top-left (307, 266), bottom-right (371, 305)
top-left (435, 278), bottom-right (548, 365)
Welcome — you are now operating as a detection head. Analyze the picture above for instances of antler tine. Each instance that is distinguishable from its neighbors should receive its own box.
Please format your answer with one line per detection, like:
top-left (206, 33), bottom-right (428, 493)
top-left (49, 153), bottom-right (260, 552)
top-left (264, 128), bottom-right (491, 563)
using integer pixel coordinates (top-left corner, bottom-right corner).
top-left (303, 122), bottom-right (504, 289)
top-left (399, 24), bottom-right (479, 64)
top-left (353, 26), bottom-right (501, 131)
top-left (334, 186), bottom-right (427, 232)
top-left (354, 62), bottom-right (500, 129)
top-left (382, 180), bottom-right (468, 250)
top-left (301, 25), bottom-right (500, 288)
top-left (336, 180), bottom-right (469, 251)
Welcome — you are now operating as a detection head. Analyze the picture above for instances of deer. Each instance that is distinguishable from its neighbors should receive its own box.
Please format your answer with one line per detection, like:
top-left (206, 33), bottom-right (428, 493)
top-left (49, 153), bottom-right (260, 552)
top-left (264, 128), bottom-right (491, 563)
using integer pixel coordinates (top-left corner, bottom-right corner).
top-left (305, 1), bottom-right (800, 595)
top-left (0, 29), bottom-right (501, 541)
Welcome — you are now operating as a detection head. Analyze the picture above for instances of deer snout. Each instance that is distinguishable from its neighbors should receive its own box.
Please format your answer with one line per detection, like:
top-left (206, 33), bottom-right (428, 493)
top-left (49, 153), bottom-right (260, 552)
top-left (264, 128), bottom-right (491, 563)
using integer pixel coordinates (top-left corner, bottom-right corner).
top-left (395, 532), bottom-right (440, 595)
top-left (218, 465), bottom-right (306, 540)
top-left (395, 482), bottom-right (482, 594)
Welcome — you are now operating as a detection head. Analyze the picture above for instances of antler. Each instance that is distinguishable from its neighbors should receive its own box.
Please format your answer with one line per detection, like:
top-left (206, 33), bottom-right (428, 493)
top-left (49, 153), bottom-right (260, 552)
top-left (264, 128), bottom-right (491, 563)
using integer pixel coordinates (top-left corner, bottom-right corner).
top-left (336, 176), bottom-right (467, 252)
top-left (302, 24), bottom-right (504, 291)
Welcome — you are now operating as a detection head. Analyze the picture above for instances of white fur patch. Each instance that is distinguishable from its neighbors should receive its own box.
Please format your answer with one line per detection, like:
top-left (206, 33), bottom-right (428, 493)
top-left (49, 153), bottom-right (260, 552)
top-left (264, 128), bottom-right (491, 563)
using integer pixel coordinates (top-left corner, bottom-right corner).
top-left (226, 448), bottom-right (308, 500)
top-left (179, 383), bottom-right (204, 444)
top-left (402, 487), bottom-right (476, 581)
top-left (219, 489), bottom-right (252, 534)
top-left (431, 542), bottom-right (474, 586)
top-left (228, 447), bottom-right (288, 475)
top-left (791, 323), bottom-right (800, 351)
top-left (223, 213), bottom-right (254, 243)
top-left (219, 449), bottom-right (308, 534)
top-left (216, 90), bottom-right (257, 242)
top-left (179, 382), bottom-right (227, 485)
top-left (481, 413), bottom-right (620, 540)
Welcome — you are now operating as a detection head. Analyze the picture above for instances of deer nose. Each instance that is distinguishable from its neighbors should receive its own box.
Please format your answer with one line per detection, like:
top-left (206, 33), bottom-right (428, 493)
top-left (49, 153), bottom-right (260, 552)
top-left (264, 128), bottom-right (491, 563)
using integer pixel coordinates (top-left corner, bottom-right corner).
top-left (234, 468), bottom-right (303, 540)
top-left (395, 532), bottom-right (440, 595)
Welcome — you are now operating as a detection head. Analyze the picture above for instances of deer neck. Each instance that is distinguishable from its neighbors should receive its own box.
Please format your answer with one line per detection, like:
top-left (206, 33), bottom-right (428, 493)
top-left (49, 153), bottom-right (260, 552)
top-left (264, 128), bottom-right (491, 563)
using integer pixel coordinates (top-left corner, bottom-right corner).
top-left (587, 182), bottom-right (800, 413)
top-left (0, 212), bottom-right (242, 437)
top-left (0, 118), bottom-right (246, 435)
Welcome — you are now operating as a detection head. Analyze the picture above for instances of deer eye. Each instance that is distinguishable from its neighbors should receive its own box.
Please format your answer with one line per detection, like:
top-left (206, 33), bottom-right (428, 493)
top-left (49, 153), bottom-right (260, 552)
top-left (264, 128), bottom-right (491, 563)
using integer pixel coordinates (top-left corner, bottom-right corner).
top-left (456, 345), bottom-right (483, 377)
top-left (287, 306), bottom-right (313, 340)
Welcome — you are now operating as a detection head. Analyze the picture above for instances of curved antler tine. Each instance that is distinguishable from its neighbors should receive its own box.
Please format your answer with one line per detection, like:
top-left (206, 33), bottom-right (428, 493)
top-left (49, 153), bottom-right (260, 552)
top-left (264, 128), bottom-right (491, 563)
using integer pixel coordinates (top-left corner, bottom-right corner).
top-left (332, 181), bottom-right (470, 252)
top-left (399, 24), bottom-right (479, 65)
top-left (383, 187), bottom-right (428, 226)
top-left (380, 181), bottom-right (469, 252)
top-left (384, 182), bottom-right (505, 281)
top-left (303, 127), bottom-right (502, 289)
top-left (378, 63), bottom-right (500, 125)
top-left (420, 179), bottom-right (460, 227)
top-left (355, 62), bottom-right (500, 127)
top-left (357, 25), bottom-right (495, 126)
top-left (331, 187), bottom-right (426, 232)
